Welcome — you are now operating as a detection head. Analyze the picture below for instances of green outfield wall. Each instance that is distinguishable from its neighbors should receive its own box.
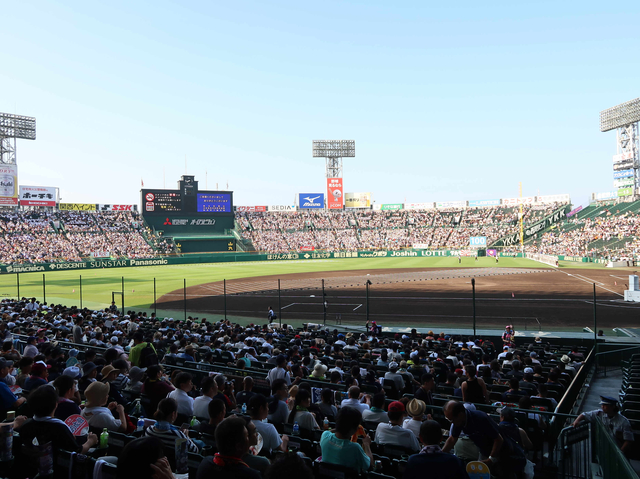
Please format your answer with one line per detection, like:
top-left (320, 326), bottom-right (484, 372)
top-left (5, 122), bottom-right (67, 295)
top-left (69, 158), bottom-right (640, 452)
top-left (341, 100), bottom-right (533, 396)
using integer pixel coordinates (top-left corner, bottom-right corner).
top-left (0, 249), bottom-right (526, 274)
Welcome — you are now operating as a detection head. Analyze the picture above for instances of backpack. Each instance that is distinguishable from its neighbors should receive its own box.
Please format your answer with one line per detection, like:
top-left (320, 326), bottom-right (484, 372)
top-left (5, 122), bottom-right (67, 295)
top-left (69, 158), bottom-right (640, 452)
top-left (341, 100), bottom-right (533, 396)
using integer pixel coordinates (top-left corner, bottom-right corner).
top-left (139, 342), bottom-right (159, 368)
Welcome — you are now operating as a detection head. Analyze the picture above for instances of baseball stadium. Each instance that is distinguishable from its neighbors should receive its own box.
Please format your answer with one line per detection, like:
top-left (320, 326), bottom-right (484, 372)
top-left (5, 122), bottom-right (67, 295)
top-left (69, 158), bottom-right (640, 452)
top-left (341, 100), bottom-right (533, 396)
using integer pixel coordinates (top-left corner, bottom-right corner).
top-left (2, 4), bottom-right (640, 479)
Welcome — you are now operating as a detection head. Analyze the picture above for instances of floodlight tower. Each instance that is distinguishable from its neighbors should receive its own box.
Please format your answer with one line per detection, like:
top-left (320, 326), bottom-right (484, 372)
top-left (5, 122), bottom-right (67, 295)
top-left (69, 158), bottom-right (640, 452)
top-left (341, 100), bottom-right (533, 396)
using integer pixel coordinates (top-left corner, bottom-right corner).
top-left (312, 140), bottom-right (355, 209)
top-left (0, 113), bottom-right (36, 165)
top-left (600, 98), bottom-right (640, 199)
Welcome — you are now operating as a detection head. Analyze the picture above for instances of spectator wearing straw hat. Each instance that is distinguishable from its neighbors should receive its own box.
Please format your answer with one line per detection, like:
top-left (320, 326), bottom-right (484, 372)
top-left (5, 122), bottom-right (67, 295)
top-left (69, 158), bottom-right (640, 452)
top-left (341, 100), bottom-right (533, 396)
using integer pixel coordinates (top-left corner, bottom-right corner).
top-left (403, 399), bottom-right (427, 438)
top-left (82, 381), bottom-right (127, 432)
top-left (310, 363), bottom-right (328, 380)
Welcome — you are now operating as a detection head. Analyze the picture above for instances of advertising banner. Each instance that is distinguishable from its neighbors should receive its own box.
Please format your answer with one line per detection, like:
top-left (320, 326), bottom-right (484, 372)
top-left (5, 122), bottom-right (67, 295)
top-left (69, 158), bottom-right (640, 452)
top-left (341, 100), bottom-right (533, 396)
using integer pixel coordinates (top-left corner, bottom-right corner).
top-left (592, 191), bottom-right (618, 201)
top-left (613, 151), bottom-right (635, 162)
top-left (436, 201), bottom-right (466, 209)
top-left (613, 169), bottom-right (634, 179)
top-left (0, 164), bottom-right (18, 206)
top-left (536, 194), bottom-right (570, 204)
top-left (618, 187), bottom-right (634, 197)
top-left (468, 199), bottom-right (500, 207)
top-left (502, 196), bottom-right (535, 206)
top-left (613, 159), bottom-right (634, 171)
top-left (267, 205), bottom-right (295, 212)
top-left (19, 186), bottom-right (56, 207)
top-left (59, 203), bottom-right (97, 211)
top-left (235, 206), bottom-right (267, 212)
top-left (614, 178), bottom-right (635, 188)
top-left (470, 236), bottom-right (487, 247)
top-left (298, 193), bottom-right (325, 209)
top-left (412, 243), bottom-right (430, 249)
top-left (327, 178), bottom-right (343, 209)
top-left (381, 204), bottom-right (403, 211)
top-left (497, 205), bottom-right (569, 247)
top-left (98, 204), bottom-right (136, 211)
top-left (345, 192), bottom-right (371, 208)
top-left (566, 206), bottom-right (583, 217)
top-left (404, 202), bottom-right (434, 210)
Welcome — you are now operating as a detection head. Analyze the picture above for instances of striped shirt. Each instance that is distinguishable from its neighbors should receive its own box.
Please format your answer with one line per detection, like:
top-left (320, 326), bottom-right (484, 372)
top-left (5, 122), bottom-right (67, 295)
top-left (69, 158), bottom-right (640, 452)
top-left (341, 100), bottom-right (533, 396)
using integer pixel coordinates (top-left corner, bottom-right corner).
top-left (144, 423), bottom-right (199, 453)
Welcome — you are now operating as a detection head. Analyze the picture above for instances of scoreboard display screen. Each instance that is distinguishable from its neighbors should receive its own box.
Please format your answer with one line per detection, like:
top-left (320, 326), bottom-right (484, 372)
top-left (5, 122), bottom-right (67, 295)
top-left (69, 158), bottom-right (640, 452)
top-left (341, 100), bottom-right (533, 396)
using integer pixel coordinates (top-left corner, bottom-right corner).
top-left (197, 193), bottom-right (231, 213)
top-left (142, 184), bottom-right (233, 216)
top-left (143, 191), bottom-right (182, 213)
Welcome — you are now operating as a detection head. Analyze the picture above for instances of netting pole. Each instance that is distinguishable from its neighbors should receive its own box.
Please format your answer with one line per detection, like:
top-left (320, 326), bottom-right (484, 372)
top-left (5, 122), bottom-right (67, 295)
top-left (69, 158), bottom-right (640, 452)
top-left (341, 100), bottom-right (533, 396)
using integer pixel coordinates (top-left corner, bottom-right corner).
top-left (154, 278), bottom-right (157, 316)
top-left (16, 273), bottom-right (19, 300)
top-left (80, 275), bottom-right (83, 309)
top-left (593, 283), bottom-right (598, 357)
top-left (366, 280), bottom-right (371, 324)
top-left (278, 279), bottom-right (282, 328)
top-left (121, 277), bottom-right (124, 313)
top-left (322, 279), bottom-right (327, 327)
top-left (224, 279), bottom-right (227, 320)
top-left (472, 278), bottom-right (476, 337)
top-left (43, 274), bottom-right (46, 304)
top-left (183, 279), bottom-right (187, 322)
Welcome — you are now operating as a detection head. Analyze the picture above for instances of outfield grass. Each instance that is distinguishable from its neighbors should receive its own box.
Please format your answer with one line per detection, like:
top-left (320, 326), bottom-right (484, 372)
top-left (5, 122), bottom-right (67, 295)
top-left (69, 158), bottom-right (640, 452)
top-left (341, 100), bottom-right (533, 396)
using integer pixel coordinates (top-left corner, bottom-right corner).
top-left (0, 256), bottom-right (549, 312)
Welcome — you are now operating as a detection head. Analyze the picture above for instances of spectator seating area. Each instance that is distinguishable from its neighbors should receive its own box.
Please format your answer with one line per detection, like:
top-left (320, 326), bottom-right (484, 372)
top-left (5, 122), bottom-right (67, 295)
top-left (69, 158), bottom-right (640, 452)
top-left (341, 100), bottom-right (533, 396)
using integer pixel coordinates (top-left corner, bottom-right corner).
top-left (0, 296), bottom-right (592, 478)
top-left (621, 355), bottom-right (640, 432)
top-left (0, 211), bottom-right (174, 264)
top-left (526, 201), bottom-right (640, 260)
top-left (236, 202), bottom-right (568, 253)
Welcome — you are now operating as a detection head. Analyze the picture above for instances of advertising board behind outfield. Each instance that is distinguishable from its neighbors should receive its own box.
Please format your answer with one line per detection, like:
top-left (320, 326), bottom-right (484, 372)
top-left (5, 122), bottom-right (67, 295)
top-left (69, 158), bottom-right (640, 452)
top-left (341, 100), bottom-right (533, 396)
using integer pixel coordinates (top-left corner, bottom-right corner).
top-left (19, 186), bottom-right (56, 207)
top-left (327, 178), bottom-right (343, 209)
top-left (345, 192), bottom-right (371, 208)
top-left (0, 165), bottom-right (18, 206)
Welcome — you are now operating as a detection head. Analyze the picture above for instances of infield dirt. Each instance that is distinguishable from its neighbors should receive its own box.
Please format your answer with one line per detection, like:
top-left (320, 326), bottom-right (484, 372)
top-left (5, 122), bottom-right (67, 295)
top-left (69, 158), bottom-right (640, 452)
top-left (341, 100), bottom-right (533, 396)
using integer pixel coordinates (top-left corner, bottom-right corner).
top-left (157, 267), bottom-right (640, 331)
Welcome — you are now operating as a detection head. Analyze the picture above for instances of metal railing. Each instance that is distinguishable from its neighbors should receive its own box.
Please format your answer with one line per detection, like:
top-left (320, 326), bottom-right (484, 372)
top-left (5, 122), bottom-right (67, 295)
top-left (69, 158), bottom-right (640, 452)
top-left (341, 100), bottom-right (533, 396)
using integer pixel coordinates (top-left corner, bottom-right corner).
top-left (593, 416), bottom-right (639, 479)
top-left (595, 345), bottom-right (640, 377)
top-left (555, 424), bottom-right (591, 479)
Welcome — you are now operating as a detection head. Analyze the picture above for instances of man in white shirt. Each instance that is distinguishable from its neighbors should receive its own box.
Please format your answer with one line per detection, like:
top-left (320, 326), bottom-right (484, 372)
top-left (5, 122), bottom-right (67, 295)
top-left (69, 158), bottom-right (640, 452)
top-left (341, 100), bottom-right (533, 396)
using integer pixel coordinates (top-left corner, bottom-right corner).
top-left (384, 362), bottom-right (405, 393)
top-left (193, 376), bottom-right (217, 419)
top-left (329, 359), bottom-right (345, 378)
top-left (266, 355), bottom-right (292, 386)
top-left (340, 386), bottom-right (370, 413)
top-left (167, 372), bottom-right (195, 417)
top-left (375, 401), bottom-right (420, 452)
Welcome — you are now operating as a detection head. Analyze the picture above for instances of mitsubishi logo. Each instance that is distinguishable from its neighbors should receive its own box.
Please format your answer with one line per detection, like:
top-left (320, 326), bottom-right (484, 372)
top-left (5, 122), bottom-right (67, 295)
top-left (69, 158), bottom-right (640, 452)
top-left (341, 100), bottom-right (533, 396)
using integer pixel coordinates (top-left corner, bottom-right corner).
top-left (164, 218), bottom-right (172, 225)
top-left (304, 195), bottom-right (320, 203)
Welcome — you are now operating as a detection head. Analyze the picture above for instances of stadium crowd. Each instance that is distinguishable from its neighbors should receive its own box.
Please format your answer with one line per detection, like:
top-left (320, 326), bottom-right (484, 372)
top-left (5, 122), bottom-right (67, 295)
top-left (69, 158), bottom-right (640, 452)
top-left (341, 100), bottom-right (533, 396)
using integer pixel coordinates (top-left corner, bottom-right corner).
top-left (237, 202), bottom-right (568, 254)
top-left (0, 211), bottom-right (173, 264)
top-left (0, 295), bottom-right (602, 479)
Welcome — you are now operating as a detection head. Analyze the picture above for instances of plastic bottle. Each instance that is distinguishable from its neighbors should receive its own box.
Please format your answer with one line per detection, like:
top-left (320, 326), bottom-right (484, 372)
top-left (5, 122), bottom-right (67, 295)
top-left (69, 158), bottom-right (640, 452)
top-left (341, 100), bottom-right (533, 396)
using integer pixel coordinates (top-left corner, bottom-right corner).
top-left (292, 421), bottom-right (300, 436)
top-left (99, 428), bottom-right (109, 449)
top-left (190, 416), bottom-right (199, 427)
top-left (323, 417), bottom-right (329, 430)
top-left (137, 417), bottom-right (145, 432)
top-left (241, 403), bottom-right (247, 414)
top-left (132, 399), bottom-right (142, 417)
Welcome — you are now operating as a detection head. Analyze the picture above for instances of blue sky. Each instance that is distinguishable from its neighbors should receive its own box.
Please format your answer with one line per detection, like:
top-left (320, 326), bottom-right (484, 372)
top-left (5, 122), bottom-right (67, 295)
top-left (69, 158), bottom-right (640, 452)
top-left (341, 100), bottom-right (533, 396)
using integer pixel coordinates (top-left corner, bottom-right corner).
top-left (2, 1), bottom-right (639, 208)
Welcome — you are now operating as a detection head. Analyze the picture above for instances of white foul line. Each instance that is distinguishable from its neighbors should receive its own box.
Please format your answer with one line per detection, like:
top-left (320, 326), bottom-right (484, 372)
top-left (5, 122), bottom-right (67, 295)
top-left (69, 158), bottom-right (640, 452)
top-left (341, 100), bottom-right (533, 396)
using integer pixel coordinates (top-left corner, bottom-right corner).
top-left (558, 270), bottom-right (623, 297)
top-left (281, 303), bottom-right (296, 309)
top-left (353, 304), bottom-right (363, 311)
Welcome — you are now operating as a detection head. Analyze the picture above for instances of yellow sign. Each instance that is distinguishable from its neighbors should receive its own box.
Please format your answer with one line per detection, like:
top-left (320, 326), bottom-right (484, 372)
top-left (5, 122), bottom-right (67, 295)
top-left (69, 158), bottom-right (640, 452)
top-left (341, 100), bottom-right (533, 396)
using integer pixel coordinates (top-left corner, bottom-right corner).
top-left (345, 192), bottom-right (371, 208)
top-left (59, 203), bottom-right (97, 211)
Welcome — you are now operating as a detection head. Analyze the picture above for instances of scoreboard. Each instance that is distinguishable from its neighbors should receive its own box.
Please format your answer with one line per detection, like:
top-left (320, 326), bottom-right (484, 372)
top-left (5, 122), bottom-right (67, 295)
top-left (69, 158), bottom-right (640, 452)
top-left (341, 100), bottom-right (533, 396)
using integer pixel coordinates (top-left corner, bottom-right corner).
top-left (142, 175), bottom-right (233, 216)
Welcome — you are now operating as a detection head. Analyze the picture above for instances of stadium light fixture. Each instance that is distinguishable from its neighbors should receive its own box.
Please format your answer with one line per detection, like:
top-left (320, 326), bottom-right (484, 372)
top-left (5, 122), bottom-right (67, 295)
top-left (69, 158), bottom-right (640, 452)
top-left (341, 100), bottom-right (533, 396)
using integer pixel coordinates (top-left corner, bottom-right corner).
top-left (312, 140), bottom-right (355, 158)
top-left (0, 112), bottom-right (36, 165)
top-left (600, 99), bottom-right (640, 199)
top-left (600, 98), bottom-right (640, 132)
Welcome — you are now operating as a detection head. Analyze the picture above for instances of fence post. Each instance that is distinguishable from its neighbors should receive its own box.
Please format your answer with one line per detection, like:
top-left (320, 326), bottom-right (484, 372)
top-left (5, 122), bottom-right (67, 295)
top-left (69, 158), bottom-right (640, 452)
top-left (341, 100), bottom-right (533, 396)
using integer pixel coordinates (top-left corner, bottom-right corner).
top-left (80, 275), bottom-right (83, 309)
top-left (43, 273), bottom-right (46, 304)
top-left (154, 278), bottom-right (157, 316)
top-left (224, 279), bottom-right (227, 320)
top-left (278, 279), bottom-right (281, 328)
top-left (121, 276), bottom-right (124, 313)
top-left (184, 278), bottom-right (187, 322)
top-left (593, 283), bottom-right (598, 367)
top-left (16, 273), bottom-right (19, 300)
top-left (322, 279), bottom-right (327, 327)
top-left (472, 278), bottom-right (476, 337)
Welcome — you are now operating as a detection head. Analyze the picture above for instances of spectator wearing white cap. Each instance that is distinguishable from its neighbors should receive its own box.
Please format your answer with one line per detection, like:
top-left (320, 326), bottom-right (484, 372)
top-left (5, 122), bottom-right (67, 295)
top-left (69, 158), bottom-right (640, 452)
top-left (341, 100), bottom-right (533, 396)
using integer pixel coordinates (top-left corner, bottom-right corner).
top-left (384, 362), bottom-right (405, 393)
